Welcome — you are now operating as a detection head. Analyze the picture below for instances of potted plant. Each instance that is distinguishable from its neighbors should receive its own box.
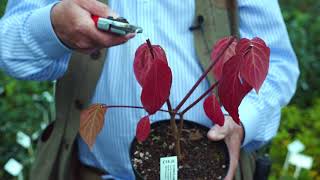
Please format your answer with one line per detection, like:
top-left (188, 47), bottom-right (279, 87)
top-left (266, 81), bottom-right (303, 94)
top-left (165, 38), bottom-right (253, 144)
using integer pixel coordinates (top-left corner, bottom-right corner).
top-left (79, 36), bottom-right (270, 179)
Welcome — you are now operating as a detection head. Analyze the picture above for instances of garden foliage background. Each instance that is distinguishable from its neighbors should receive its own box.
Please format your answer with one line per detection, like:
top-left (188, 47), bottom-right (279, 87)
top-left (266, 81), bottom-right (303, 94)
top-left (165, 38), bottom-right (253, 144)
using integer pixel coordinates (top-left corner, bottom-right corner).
top-left (0, 1), bottom-right (319, 179)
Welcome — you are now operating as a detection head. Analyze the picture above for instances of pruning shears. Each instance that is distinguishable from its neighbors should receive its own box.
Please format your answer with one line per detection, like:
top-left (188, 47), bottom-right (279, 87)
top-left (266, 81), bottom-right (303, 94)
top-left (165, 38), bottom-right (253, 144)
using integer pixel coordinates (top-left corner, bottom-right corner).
top-left (92, 15), bottom-right (143, 35)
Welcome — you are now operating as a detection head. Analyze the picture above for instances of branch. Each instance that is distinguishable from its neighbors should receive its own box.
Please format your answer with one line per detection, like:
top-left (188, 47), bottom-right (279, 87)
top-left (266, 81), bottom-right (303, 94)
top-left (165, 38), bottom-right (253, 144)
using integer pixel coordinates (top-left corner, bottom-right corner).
top-left (174, 37), bottom-right (235, 113)
top-left (107, 105), bottom-right (176, 114)
top-left (166, 99), bottom-right (173, 113)
top-left (180, 81), bottom-right (219, 115)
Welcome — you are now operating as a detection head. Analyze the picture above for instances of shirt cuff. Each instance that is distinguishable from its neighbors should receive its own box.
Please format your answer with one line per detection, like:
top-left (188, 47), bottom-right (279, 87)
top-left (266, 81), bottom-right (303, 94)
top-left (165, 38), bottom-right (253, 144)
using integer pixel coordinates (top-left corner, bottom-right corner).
top-left (27, 2), bottom-right (72, 58)
top-left (238, 96), bottom-right (260, 147)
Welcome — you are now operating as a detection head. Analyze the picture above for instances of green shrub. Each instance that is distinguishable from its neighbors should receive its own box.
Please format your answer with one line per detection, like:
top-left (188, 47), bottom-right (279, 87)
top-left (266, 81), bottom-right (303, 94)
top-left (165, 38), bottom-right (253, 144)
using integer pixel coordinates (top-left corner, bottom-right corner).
top-left (0, 74), bottom-right (54, 179)
top-left (0, 0), bottom-right (6, 16)
top-left (270, 1), bottom-right (320, 179)
top-left (270, 100), bottom-right (320, 180)
top-left (280, 0), bottom-right (320, 107)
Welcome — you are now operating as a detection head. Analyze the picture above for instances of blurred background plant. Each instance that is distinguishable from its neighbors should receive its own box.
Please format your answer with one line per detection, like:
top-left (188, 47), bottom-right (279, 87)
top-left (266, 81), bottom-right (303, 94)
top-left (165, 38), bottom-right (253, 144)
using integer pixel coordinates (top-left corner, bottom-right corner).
top-left (0, 0), bottom-right (319, 179)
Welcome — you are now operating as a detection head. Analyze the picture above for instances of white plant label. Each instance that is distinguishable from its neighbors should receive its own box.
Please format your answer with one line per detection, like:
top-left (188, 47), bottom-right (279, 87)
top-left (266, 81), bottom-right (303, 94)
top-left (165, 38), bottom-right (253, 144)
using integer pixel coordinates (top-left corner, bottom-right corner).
top-left (16, 131), bottom-right (31, 149)
top-left (160, 156), bottom-right (178, 180)
top-left (289, 153), bottom-right (313, 169)
top-left (4, 158), bottom-right (23, 176)
top-left (288, 139), bottom-right (305, 154)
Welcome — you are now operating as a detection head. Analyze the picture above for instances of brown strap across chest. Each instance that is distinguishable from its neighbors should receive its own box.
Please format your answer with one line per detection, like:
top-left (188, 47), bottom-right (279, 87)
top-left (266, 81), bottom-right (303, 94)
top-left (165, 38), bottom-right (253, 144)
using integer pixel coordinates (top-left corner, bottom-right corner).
top-left (194, 0), bottom-right (239, 83)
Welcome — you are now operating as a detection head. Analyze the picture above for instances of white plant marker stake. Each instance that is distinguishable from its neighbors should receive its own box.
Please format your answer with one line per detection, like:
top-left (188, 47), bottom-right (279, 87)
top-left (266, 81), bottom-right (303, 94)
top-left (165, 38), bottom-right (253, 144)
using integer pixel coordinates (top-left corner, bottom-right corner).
top-left (4, 158), bottom-right (23, 177)
top-left (16, 131), bottom-right (31, 149)
top-left (288, 153), bottom-right (313, 179)
top-left (282, 140), bottom-right (313, 179)
top-left (283, 140), bottom-right (305, 171)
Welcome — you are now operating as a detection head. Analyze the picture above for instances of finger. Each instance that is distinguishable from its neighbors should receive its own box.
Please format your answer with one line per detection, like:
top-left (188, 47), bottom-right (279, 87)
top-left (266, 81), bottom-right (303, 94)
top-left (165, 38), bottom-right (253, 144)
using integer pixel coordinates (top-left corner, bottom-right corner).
top-left (80, 0), bottom-right (118, 18)
top-left (207, 116), bottom-right (242, 180)
top-left (207, 125), bottom-right (227, 141)
top-left (75, 36), bottom-right (97, 49)
top-left (223, 121), bottom-right (243, 180)
top-left (87, 25), bottom-right (135, 47)
top-left (107, 33), bottom-right (136, 46)
top-left (125, 33), bottom-right (136, 39)
top-left (224, 136), bottom-right (241, 180)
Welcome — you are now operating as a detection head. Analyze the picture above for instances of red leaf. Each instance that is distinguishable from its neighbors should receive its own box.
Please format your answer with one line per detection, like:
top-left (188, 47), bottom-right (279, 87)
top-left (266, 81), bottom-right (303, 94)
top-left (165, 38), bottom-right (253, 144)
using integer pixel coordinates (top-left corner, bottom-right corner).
top-left (136, 116), bottom-right (151, 142)
top-left (218, 55), bottom-right (252, 124)
top-left (203, 94), bottom-right (225, 126)
top-left (141, 60), bottom-right (172, 114)
top-left (134, 42), bottom-right (167, 86)
top-left (236, 38), bottom-right (270, 93)
top-left (80, 104), bottom-right (107, 149)
top-left (235, 38), bottom-right (251, 54)
top-left (211, 36), bottom-right (238, 81)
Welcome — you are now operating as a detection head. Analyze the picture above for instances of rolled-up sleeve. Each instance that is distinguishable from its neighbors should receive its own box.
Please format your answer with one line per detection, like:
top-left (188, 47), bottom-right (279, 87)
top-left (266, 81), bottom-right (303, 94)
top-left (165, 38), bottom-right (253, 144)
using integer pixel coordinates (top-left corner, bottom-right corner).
top-left (0, 0), bottom-right (71, 81)
top-left (238, 0), bottom-right (300, 150)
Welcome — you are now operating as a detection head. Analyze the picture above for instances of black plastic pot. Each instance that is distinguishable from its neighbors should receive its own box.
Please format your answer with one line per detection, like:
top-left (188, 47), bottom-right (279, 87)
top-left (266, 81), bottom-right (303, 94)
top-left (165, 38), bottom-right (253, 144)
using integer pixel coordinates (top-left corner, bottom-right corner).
top-left (130, 119), bottom-right (229, 179)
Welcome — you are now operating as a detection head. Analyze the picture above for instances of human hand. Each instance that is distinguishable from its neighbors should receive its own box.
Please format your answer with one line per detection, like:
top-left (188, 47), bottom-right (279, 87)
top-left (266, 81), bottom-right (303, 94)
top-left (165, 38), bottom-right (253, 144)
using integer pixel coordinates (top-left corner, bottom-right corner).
top-left (51, 0), bottom-right (135, 53)
top-left (207, 116), bottom-right (244, 180)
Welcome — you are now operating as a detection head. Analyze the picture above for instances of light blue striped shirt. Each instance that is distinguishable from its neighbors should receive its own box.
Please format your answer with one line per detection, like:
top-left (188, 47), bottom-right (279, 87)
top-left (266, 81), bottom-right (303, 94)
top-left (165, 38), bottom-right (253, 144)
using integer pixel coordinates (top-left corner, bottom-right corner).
top-left (0, 0), bottom-right (299, 179)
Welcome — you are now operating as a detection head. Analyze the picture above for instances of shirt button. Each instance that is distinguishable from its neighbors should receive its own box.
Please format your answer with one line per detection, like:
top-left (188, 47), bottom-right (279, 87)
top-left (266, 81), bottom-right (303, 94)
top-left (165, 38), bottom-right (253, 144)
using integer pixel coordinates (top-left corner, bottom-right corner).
top-left (74, 99), bottom-right (84, 110)
top-left (90, 50), bottom-right (101, 60)
top-left (62, 139), bottom-right (70, 150)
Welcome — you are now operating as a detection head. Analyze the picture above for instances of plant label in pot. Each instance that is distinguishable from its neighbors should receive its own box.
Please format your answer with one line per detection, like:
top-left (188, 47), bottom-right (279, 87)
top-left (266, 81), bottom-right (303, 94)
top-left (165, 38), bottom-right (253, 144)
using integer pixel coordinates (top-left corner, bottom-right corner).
top-left (160, 156), bottom-right (178, 180)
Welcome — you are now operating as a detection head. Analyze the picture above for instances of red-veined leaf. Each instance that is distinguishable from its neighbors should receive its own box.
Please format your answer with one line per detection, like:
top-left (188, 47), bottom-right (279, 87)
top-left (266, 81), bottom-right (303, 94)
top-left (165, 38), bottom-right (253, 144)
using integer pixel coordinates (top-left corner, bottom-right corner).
top-left (203, 94), bottom-right (225, 126)
top-left (134, 41), bottom-right (167, 86)
top-left (141, 60), bottom-right (172, 114)
top-left (80, 104), bottom-right (107, 149)
top-left (136, 116), bottom-right (151, 142)
top-left (235, 38), bottom-right (250, 54)
top-left (218, 55), bottom-right (252, 124)
top-left (236, 37), bottom-right (270, 93)
top-left (211, 36), bottom-right (238, 80)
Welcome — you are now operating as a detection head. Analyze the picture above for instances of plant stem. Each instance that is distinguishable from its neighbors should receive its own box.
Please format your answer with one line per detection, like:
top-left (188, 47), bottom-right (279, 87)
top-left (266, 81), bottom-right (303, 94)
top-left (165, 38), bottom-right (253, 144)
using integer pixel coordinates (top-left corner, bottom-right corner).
top-left (170, 113), bottom-right (181, 160)
top-left (166, 99), bottom-right (182, 159)
top-left (166, 99), bottom-right (173, 113)
top-left (177, 82), bottom-right (218, 141)
top-left (178, 114), bottom-right (184, 137)
top-left (174, 37), bottom-right (235, 113)
top-left (146, 39), bottom-right (155, 59)
top-left (180, 81), bottom-right (219, 115)
top-left (106, 105), bottom-right (175, 114)
top-left (174, 37), bottom-right (233, 148)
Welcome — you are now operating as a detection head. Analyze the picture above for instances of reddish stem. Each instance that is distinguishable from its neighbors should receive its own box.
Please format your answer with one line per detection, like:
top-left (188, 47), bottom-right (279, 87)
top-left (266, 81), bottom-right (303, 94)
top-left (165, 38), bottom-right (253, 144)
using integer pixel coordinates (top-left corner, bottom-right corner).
top-left (166, 99), bottom-right (181, 159)
top-left (169, 113), bottom-right (181, 159)
top-left (178, 114), bottom-right (184, 139)
top-left (181, 81), bottom-right (219, 115)
top-left (174, 37), bottom-right (235, 113)
top-left (106, 105), bottom-right (175, 114)
top-left (146, 39), bottom-right (155, 59)
top-left (166, 99), bottom-right (173, 113)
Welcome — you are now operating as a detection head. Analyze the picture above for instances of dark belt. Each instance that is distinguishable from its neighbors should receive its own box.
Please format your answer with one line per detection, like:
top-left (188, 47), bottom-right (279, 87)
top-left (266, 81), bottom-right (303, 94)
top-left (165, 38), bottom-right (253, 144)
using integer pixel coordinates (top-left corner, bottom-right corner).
top-left (78, 162), bottom-right (110, 180)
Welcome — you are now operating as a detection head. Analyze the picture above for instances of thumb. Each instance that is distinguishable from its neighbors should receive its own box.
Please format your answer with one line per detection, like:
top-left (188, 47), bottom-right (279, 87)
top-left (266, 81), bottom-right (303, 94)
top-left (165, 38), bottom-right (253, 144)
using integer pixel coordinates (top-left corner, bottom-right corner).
top-left (207, 125), bottom-right (227, 141)
top-left (81, 0), bottom-right (118, 18)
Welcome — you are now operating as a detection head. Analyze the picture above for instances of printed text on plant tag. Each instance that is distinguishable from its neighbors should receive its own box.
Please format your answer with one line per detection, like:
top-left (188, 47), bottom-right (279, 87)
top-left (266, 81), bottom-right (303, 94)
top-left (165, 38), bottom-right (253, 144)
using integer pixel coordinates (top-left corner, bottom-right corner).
top-left (160, 156), bottom-right (178, 180)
